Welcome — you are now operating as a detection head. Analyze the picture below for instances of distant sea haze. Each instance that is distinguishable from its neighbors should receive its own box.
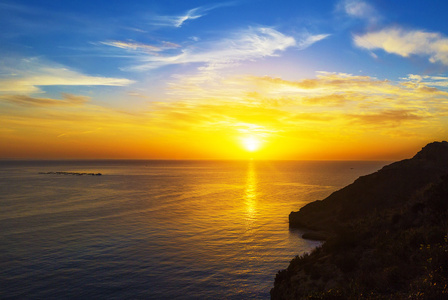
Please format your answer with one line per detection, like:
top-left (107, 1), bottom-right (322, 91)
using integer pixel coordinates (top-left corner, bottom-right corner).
top-left (0, 160), bottom-right (387, 299)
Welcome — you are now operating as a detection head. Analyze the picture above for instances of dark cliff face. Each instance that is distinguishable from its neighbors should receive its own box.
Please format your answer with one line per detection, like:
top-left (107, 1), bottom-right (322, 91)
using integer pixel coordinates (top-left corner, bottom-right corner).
top-left (413, 141), bottom-right (448, 162)
top-left (289, 141), bottom-right (448, 233)
top-left (272, 141), bottom-right (448, 299)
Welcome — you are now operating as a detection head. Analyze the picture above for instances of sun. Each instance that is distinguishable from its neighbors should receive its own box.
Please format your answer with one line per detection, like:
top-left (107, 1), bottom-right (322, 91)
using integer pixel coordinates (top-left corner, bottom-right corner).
top-left (242, 136), bottom-right (261, 152)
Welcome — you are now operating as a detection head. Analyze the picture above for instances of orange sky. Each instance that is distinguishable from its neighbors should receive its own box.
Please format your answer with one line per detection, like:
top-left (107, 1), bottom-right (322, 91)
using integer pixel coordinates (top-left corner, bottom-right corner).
top-left (1, 72), bottom-right (446, 160)
top-left (1, 1), bottom-right (448, 160)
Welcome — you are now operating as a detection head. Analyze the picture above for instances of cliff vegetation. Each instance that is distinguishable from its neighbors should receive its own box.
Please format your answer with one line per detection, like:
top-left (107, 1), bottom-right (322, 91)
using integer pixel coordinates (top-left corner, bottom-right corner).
top-left (271, 141), bottom-right (448, 299)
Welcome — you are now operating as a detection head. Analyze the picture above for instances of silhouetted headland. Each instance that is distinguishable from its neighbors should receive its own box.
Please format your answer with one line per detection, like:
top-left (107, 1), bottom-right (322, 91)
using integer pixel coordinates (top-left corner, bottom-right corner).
top-left (272, 141), bottom-right (448, 299)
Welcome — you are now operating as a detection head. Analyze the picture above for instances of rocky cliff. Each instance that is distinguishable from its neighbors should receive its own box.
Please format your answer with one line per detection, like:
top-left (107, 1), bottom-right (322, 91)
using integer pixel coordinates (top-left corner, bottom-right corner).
top-left (289, 141), bottom-right (448, 235)
top-left (272, 141), bottom-right (448, 299)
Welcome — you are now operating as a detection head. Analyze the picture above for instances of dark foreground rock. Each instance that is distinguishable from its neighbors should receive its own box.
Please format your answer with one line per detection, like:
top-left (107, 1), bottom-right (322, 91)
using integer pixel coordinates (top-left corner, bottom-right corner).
top-left (272, 141), bottom-right (448, 299)
top-left (289, 141), bottom-right (448, 236)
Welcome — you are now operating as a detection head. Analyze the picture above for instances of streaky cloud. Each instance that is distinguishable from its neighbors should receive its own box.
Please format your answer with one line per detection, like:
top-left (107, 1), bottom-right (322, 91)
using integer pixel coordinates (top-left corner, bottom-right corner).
top-left (166, 71), bottom-right (447, 130)
top-left (150, 2), bottom-right (236, 28)
top-left (297, 33), bottom-right (330, 50)
top-left (151, 7), bottom-right (202, 28)
top-left (348, 109), bottom-right (425, 126)
top-left (129, 27), bottom-right (297, 71)
top-left (0, 93), bottom-right (89, 107)
top-left (100, 40), bottom-right (180, 53)
top-left (0, 57), bottom-right (134, 94)
top-left (354, 27), bottom-right (448, 66)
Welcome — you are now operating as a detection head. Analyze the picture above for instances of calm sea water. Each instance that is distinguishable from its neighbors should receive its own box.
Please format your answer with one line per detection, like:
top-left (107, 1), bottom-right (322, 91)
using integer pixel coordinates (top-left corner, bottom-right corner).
top-left (0, 160), bottom-right (387, 299)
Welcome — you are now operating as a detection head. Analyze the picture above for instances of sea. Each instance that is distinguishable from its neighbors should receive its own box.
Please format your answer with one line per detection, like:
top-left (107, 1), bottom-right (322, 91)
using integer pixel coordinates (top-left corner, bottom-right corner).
top-left (0, 160), bottom-right (388, 299)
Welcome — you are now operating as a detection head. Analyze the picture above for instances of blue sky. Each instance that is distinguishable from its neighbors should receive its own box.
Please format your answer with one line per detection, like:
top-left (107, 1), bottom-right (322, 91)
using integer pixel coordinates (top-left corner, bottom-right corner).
top-left (1, 0), bottom-right (448, 159)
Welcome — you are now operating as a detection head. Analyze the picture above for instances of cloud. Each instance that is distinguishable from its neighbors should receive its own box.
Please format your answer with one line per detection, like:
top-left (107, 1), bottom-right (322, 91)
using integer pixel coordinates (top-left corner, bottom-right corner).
top-left (340, 0), bottom-right (380, 25)
top-left (168, 71), bottom-right (448, 115)
top-left (347, 109), bottom-right (425, 128)
top-left (99, 25), bottom-right (327, 73)
top-left (286, 112), bottom-right (336, 122)
top-left (129, 27), bottom-right (326, 71)
top-left (401, 74), bottom-right (448, 89)
top-left (354, 27), bottom-right (448, 66)
top-left (100, 40), bottom-right (180, 53)
top-left (143, 70), bottom-right (445, 147)
top-left (302, 94), bottom-right (348, 106)
top-left (151, 7), bottom-right (203, 28)
top-left (240, 72), bottom-right (391, 96)
top-left (342, 0), bottom-right (379, 22)
top-left (148, 100), bottom-right (287, 136)
top-left (0, 57), bottom-right (134, 94)
top-left (150, 3), bottom-right (234, 28)
top-left (0, 93), bottom-right (89, 107)
top-left (297, 33), bottom-right (330, 50)
top-left (164, 71), bottom-right (448, 134)
top-left (1, 70), bottom-right (447, 159)
top-left (57, 127), bottom-right (103, 138)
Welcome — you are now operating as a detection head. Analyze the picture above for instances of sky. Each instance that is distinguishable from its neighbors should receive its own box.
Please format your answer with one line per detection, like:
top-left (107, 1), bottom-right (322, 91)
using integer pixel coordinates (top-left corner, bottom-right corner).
top-left (1, 0), bottom-right (448, 160)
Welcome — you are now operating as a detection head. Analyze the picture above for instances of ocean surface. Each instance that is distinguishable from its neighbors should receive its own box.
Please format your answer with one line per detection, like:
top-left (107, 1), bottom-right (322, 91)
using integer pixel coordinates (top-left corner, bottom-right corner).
top-left (0, 160), bottom-right (388, 299)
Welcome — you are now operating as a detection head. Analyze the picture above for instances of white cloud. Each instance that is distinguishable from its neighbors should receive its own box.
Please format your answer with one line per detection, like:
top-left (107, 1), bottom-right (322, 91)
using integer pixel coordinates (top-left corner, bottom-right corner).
top-left (100, 40), bottom-right (180, 53)
top-left (340, 0), bottom-right (380, 24)
top-left (153, 7), bottom-right (202, 28)
top-left (0, 57), bottom-right (134, 94)
top-left (354, 27), bottom-right (448, 66)
top-left (402, 74), bottom-right (448, 88)
top-left (297, 33), bottom-right (330, 50)
top-left (129, 27), bottom-right (329, 71)
top-left (150, 3), bottom-right (234, 28)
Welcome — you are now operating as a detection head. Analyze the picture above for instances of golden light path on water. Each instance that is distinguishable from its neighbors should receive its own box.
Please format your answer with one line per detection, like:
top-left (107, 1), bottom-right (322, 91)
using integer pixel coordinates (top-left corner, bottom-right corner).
top-left (245, 160), bottom-right (257, 225)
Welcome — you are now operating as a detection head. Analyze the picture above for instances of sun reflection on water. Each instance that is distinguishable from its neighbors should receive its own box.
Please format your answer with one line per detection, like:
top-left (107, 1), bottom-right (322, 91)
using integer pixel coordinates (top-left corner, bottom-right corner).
top-left (244, 160), bottom-right (257, 225)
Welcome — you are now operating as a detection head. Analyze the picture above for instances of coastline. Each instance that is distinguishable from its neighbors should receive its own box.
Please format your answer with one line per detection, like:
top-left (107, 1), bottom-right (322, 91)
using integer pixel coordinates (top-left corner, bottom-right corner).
top-left (272, 141), bottom-right (448, 299)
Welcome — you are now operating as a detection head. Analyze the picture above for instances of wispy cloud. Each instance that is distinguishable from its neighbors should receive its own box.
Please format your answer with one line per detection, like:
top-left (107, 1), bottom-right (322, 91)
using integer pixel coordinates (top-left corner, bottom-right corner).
top-left (238, 72), bottom-right (393, 97)
top-left (1, 71), bottom-right (446, 159)
top-left (0, 93), bottom-right (89, 106)
top-left (100, 40), bottom-right (180, 53)
top-left (297, 33), bottom-right (330, 50)
top-left (0, 57), bottom-right (134, 94)
top-left (151, 7), bottom-right (203, 28)
top-left (135, 71), bottom-right (448, 157)
top-left (348, 109), bottom-right (424, 127)
top-left (340, 0), bottom-right (380, 25)
top-left (354, 27), bottom-right (448, 66)
top-left (57, 127), bottom-right (103, 138)
top-left (150, 3), bottom-right (234, 28)
top-left (165, 71), bottom-right (448, 127)
top-left (125, 27), bottom-right (328, 71)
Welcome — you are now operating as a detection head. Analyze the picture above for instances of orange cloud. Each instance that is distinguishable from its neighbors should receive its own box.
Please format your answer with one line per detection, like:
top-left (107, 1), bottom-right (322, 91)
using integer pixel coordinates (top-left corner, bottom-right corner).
top-left (0, 93), bottom-right (89, 106)
top-left (1, 71), bottom-right (447, 160)
top-left (347, 109), bottom-right (425, 126)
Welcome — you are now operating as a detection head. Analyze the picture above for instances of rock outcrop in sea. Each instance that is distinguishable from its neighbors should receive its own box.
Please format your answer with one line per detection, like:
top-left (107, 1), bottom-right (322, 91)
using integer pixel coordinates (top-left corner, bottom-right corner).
top-left (272, 141), bottom-right (448, 299)
top-left (39, 171), bottom-right (102, 176)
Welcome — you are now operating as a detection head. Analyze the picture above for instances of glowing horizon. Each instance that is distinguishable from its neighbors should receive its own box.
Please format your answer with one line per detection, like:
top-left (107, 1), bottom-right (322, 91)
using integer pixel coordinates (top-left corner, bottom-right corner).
top-left (0, 1), bottom-right (447, 160)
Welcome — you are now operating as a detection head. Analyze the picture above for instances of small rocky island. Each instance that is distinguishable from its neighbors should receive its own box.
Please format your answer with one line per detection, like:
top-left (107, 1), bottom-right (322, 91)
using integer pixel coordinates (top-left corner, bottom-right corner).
top-left (39, 171), bottom-right (102, 176)
top-left (271, 141), bottom-right (448, 299)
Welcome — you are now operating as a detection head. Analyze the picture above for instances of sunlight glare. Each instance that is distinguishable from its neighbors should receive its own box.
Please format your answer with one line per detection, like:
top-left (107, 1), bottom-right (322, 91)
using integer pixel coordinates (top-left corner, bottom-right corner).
top-left (242, 136), bottom-right (261, 152)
